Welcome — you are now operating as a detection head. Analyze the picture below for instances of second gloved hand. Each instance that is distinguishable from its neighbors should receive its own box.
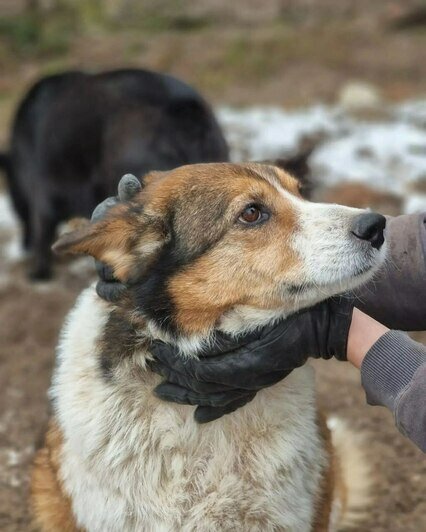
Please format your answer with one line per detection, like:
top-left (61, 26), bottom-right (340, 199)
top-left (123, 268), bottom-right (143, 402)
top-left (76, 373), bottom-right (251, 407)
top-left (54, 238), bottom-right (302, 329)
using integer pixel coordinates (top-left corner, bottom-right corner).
top-left (91, 174), bottom-right (142, 302)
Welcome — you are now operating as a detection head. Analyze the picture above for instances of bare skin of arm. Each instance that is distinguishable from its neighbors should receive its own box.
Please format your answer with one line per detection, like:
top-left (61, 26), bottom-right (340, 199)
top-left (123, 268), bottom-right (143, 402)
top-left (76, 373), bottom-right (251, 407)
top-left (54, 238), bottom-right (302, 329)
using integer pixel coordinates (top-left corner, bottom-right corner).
top-left (347, 309), bottom-right (389, 369)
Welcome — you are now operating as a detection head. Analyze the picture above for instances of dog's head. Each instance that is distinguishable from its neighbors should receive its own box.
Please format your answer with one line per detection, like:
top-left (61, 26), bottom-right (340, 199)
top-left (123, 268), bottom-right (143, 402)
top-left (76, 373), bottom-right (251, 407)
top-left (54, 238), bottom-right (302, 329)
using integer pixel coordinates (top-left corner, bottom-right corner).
top-left (54, 163), bottom-right (386, 338)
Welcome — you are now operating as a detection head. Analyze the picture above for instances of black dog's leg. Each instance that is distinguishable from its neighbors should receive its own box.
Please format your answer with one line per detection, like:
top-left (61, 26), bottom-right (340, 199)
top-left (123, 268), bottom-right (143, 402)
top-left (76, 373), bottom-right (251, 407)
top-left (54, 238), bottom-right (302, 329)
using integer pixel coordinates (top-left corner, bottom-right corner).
top-left (29, 209), bottom-right (58, 280)
top-left (20, 203), bottom-right (32, 251)
top-left (2, 169), bottom-right (32, 251)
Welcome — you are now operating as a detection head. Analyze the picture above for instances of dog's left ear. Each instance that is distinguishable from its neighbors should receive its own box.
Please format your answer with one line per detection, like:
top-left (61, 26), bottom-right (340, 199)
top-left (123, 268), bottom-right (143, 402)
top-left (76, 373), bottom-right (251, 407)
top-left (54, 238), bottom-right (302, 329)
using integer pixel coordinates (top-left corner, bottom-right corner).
top-left (53, 204), bottom-right (166, 281)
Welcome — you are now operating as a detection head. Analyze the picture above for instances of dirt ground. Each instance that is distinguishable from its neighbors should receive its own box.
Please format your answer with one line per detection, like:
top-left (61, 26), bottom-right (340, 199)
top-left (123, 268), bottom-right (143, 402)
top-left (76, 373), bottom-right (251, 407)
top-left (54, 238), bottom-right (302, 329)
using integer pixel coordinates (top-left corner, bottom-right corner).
top-left (1, 1), bottom-right (426, 530)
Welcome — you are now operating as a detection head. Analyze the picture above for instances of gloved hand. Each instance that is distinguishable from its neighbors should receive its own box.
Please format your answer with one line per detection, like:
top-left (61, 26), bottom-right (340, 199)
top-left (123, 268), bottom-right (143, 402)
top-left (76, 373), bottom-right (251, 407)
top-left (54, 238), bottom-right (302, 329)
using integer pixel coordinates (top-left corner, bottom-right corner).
top-left (91, 174), bottom-right (142, 302)
top-left (149, 295), bottom-right (354, 423)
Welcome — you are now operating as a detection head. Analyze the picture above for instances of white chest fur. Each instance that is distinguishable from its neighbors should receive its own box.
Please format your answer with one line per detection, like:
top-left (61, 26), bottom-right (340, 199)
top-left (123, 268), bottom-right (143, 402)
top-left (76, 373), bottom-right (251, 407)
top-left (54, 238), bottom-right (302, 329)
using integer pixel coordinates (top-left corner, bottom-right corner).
top-left (51, 287), bottom-right (326, 532)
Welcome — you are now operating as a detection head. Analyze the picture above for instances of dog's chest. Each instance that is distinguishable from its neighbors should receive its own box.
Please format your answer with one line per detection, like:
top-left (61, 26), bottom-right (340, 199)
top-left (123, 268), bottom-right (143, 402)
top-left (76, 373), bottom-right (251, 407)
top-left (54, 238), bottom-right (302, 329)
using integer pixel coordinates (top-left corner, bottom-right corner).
top-left (53, 289), bottom-right (327, 532)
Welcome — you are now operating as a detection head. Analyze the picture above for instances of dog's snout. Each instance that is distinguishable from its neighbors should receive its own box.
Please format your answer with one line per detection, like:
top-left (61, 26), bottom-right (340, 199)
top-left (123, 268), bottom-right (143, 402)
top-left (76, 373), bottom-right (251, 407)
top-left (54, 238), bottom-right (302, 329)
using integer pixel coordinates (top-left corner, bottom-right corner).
top-left (350, 212), bottom-right (386, 250)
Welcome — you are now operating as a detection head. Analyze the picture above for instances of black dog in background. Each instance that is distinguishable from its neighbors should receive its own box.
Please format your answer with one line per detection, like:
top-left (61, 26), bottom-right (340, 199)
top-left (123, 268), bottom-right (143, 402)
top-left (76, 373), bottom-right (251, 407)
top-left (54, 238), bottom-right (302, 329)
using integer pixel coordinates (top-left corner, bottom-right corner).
top-left (0, 69), bottom-right (229, 279)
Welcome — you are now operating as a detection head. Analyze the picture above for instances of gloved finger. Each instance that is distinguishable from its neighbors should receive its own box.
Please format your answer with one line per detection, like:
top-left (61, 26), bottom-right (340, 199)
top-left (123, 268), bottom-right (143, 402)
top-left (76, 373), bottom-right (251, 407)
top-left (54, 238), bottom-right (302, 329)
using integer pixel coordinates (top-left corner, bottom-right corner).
top-left (194, 392), bottom-right (256, 423)
top-left (150, 340), bottom-right (265, 387)
top-left (150, 360), bottom-right (289, 392)
top-left (149, 360), bottom-right (235, 394)
top-left (199, 329), bottom-right (264, 357)
top-left (96, 280), bottom-right (127, 303)
top-left (91, 196), bottom-right (119, 223)
top-left (91, 175), bottom-right (141, 224)
top-left (191, 348), bottom-right (299, 388)
top-left (153, 382), bottom-right (250, 407)
top-left (118, 174), bottom-right (142, 201)
top-left (149, 339), bottom-right (254, 377)
top-left (240, 369), bottom-right (292, 390)
top-left (95, 261), bottom-right (116, 282)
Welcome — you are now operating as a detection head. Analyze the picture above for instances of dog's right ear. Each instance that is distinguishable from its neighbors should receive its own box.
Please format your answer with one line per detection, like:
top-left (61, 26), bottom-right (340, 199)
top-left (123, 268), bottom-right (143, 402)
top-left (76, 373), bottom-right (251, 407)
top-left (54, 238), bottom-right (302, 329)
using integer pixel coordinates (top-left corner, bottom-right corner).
top-left (53, 204), bottom-right (166, 281)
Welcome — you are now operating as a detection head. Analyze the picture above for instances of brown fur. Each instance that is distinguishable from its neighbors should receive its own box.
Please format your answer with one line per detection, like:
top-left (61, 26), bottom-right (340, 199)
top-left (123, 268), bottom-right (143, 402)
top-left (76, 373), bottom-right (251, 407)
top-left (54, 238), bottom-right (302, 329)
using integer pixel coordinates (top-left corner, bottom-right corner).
top-left (53, 205), bottom-right (145, 281)
top-left (162, 166), bottom-right (301, 332)
top-left (31, 422), bottom-right (80, 532)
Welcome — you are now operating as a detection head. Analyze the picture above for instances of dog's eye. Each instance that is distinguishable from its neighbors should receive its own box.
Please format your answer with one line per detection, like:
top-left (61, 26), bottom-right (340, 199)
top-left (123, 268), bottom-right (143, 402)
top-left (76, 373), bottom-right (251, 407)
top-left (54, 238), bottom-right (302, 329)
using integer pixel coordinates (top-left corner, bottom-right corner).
top-left (238, 204), bottom-right (269, 225)
top-left (240, 206), bottom-right (261, 223)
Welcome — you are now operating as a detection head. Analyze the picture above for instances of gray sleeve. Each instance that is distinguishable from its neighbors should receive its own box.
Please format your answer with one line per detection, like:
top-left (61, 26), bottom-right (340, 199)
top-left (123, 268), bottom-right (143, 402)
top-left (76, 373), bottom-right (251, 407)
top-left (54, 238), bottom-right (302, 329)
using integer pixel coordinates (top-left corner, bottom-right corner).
top-left (361, 330), bottom-right (426, 452)
top-left (353, 212), bottom-right (426, 331)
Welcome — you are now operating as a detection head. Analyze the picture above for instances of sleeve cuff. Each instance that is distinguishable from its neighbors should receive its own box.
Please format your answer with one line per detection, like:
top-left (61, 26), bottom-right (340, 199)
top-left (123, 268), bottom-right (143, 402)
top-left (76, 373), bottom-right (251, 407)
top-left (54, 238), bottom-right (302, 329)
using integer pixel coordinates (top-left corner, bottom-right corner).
top-left (361, 330), bottom-right (426, 412)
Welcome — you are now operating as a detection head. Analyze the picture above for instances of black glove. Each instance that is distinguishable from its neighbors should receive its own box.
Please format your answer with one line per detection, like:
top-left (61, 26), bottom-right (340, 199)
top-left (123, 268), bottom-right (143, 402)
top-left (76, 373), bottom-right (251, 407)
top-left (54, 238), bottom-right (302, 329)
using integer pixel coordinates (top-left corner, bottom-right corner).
top-left (150, 296), bottom-right (354, 423)
top-left (91, 174), bottom-right (142, 302)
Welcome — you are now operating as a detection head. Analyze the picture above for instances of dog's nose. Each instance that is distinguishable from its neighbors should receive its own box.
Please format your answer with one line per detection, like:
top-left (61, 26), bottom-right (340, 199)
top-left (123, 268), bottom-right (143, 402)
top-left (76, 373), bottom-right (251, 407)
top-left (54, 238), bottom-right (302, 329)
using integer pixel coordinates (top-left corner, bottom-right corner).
top-left (350, 212), bottom-right (386, 250)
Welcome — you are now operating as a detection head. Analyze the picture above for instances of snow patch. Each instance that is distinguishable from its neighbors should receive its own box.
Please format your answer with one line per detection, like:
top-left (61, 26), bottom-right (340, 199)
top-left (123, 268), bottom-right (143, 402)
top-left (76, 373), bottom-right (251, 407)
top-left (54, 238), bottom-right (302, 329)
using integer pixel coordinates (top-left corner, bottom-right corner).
top-left (395, 100), bottom-right (426, 130)
top-left (404, 194), bottom-right (426, 214)
top-left (5, 237), bottom-right (25, 261)
top-left (217, 105), bottom-right (351, 162)
top-left (310, 123), bottom-right (426, 193)
top-left (0, 193), bottom-right (17, 229)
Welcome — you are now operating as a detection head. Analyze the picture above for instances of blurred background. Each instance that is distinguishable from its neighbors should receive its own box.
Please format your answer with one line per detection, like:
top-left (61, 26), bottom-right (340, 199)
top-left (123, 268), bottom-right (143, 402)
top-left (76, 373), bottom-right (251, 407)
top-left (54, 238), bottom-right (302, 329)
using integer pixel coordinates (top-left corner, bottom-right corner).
top-left (1, 1), bottom-right (426, 530)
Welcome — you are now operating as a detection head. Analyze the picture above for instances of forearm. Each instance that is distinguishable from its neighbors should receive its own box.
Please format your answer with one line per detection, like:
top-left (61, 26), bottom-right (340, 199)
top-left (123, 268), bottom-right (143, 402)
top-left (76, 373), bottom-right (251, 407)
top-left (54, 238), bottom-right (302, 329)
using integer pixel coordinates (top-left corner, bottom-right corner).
top-left (347, 308), bottom-right (389, 368)
top-left (348, 311), bottom-right (426, 453)
top-left (352, 212), bottom-right (426, 331)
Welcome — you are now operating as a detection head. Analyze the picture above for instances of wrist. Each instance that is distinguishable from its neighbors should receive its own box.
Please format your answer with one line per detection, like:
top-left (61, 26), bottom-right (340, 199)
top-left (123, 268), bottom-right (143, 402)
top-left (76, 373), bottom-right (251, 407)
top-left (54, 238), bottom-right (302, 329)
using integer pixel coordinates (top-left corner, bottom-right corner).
top-left (347, 308), bottom-right (389, 369)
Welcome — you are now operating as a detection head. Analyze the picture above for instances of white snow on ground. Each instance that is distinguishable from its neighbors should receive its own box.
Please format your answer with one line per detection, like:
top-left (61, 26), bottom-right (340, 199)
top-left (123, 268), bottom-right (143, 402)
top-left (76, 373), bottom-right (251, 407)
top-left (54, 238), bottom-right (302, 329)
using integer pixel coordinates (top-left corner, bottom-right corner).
top-left (217, 105), bottom-right (352, 161)
top-left (310, 123), bottom-right (426, 193)
top-left (0, 192), bottom-right (24, 262)
top-left (395, 100), bottom-right (426, 130)
top-left (218, 101), bottom-right (426, 213)
top-left (0, 192), bottom-right (17, 230)
top-left (405, 193), bottom-right (426, 214)
top-left (0, 192), bottom-right (21, 284)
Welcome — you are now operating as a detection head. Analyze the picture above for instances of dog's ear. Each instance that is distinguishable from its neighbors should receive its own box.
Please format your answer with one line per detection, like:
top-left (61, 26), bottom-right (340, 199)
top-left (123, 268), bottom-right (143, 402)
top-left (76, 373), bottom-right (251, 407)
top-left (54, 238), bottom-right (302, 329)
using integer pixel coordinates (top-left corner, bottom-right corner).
top-left (257, 150), bottom-right (314, 200)
top-left (53, 204), bottom-right (166, 281)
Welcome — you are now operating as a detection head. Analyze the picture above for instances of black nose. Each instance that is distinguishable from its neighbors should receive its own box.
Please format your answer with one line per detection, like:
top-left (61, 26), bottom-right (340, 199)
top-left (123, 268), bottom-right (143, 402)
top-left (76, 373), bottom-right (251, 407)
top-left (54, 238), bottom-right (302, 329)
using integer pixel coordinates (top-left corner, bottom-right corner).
top-left (351, 212), bottom-right (386, 250)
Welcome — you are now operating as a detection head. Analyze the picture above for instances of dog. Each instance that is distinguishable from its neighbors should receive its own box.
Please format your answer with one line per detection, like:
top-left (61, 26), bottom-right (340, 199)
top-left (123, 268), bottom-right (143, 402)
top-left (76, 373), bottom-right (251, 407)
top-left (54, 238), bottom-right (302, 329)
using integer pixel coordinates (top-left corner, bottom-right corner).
top-left (31, 162), bottom-right (386, 531)
top-left (0, 69), bottom-right (229, 279)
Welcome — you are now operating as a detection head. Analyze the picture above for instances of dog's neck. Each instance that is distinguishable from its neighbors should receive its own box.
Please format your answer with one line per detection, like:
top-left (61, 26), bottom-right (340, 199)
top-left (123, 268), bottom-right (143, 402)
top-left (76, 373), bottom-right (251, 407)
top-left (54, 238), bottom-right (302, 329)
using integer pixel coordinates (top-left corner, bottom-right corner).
top-left (142, 304), bottom-right (289, 358)
top-left (219, 305), bottom-right (288, 335)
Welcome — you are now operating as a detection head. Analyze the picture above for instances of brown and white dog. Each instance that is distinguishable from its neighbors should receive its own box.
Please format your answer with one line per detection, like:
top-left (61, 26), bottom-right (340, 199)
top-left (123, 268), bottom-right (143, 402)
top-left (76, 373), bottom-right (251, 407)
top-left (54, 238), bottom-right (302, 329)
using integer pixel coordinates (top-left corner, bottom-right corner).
top-left (31, 163), bottom-right (386, 531)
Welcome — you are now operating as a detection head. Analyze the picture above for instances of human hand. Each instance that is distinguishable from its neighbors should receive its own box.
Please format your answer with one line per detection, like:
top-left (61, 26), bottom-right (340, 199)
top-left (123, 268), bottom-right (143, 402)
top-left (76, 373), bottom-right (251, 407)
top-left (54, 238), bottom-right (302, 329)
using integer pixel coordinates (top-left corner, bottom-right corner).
top-left (91, 174), bottom-right (142, 302)
top-left (150, 296), bottom-right (354, 423)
